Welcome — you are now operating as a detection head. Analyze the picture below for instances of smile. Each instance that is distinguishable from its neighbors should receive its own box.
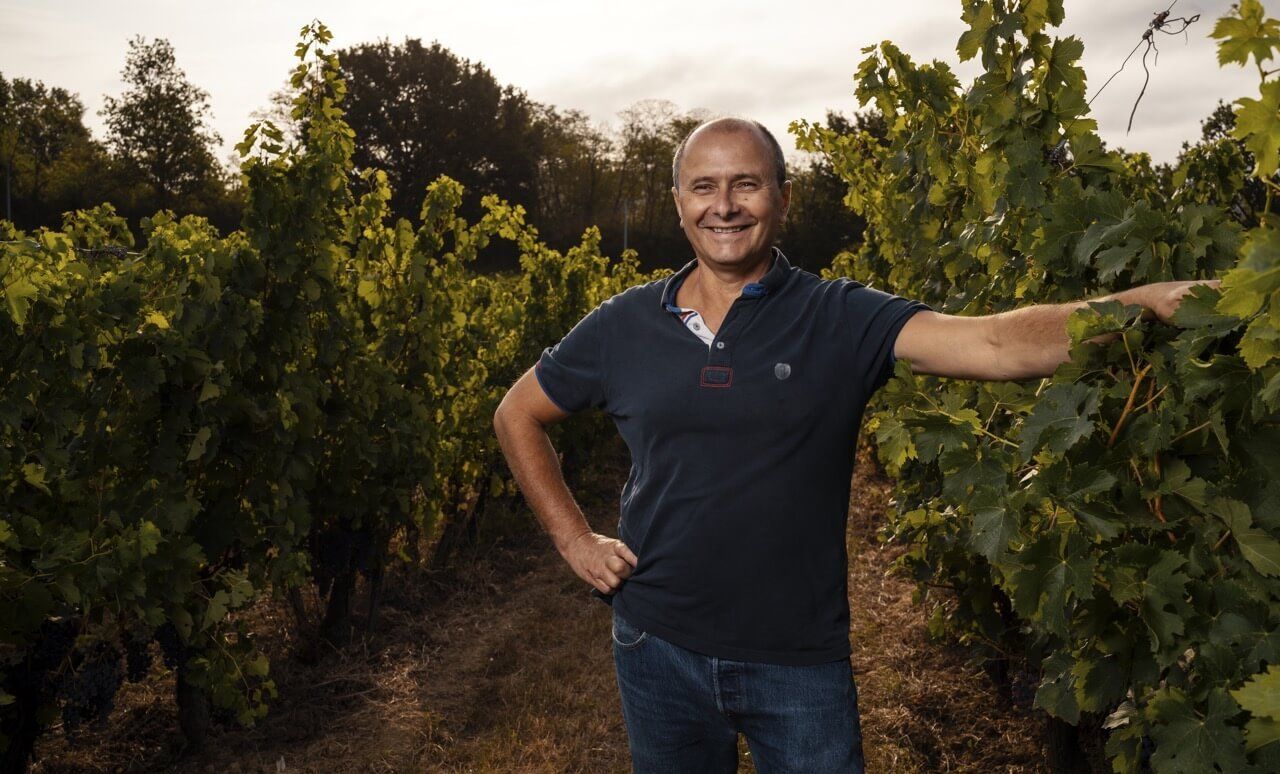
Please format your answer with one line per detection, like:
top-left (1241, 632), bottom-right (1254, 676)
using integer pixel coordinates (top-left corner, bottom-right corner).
top-left (707, 226), bottom-right (750, 233)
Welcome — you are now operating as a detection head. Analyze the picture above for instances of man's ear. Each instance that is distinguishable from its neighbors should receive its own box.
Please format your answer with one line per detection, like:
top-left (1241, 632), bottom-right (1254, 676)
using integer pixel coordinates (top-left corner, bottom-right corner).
top-left (780, 179), bottom-right (793, 223)
top-left (671, 185), bottom-right (682, 227)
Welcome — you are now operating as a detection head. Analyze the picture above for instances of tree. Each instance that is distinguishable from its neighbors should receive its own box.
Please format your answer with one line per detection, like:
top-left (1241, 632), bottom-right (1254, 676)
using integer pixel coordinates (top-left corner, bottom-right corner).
top-left (0, 72), bottom-right (110, 228)
top-left (613, 99), bottom-right (709, 263)
top-left (532, 106), bottom-right (615, 249)
top-left (336, 38), bottom-right (546, 230)
top-left (100, 37), bottom-right (225, 210)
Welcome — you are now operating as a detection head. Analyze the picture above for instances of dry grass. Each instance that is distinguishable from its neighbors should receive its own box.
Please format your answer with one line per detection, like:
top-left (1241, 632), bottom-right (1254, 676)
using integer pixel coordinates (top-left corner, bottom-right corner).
top-left (32, 438), bottom-right (1046, 773)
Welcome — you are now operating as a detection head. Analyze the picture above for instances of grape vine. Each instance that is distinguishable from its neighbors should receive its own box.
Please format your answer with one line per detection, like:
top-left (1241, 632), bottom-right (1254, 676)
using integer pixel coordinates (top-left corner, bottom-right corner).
top-left (794, 1), bottom-right (1280, 770)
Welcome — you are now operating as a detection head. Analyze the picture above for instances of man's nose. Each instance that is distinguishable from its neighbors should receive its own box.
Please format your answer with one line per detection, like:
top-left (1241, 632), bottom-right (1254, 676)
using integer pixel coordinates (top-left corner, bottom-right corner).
top-left (712, 186), bottom-right (739, 219)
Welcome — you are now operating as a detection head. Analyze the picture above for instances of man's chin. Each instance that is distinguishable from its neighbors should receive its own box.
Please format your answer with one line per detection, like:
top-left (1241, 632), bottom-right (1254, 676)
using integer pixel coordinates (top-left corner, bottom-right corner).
top-left (695, 245), bottom-right (768, 266)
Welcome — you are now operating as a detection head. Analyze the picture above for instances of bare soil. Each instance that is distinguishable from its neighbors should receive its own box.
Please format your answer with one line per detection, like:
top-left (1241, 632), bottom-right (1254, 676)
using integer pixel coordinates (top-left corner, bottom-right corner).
top-left (31, 438), bottom-right (1046, 773)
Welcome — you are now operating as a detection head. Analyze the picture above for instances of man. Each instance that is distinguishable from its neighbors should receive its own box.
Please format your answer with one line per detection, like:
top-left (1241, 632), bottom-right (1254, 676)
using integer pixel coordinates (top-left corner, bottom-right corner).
top-left (492, 117), bottom-right (1214, 773)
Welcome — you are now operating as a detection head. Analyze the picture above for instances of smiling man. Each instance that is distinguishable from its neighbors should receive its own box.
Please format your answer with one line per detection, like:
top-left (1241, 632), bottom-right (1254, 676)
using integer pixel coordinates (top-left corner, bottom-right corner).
top-left (492, 117), bottom-right (1213, 773)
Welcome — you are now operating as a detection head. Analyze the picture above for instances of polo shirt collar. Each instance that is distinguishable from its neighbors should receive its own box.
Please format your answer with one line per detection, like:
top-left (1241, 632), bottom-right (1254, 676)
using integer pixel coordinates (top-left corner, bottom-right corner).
top-left (661, 247), bottom-right (791, 310)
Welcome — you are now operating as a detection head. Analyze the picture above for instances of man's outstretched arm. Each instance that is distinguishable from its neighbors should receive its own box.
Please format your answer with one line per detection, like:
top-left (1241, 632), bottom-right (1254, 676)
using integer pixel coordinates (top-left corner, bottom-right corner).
top-left (894, 279), bottom-right (1222, 381)
top-left (493, 366), bottom-right (638, 593)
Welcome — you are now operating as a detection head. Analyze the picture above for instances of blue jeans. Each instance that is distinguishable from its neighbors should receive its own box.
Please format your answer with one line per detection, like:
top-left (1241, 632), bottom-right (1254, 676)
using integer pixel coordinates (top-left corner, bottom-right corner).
top-left (611, 608), bottom-right (865, 773)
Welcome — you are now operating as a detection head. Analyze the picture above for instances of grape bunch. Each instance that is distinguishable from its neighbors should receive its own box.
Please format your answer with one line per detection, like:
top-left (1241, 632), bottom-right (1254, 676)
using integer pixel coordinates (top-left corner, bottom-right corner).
top-left (350, 527), bottom-right (374, 578)
top-left (123, 632), bottom-right (154, 682)
top-left (153, 622), bottom-right (188, 671)
top-left (56, 643), bottom-right (122, 739)
top-left (1009, 666), bottom-right (1038, 711)
top-left (310, 527), bottom-right (355, 593)
top-left (29, 617), bottom-right (78, 675)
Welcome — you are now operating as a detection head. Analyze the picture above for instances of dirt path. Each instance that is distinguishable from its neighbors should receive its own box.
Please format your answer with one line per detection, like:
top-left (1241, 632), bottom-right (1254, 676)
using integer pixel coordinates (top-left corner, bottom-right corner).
top-left (34, 440), bottom-right (1045, 773)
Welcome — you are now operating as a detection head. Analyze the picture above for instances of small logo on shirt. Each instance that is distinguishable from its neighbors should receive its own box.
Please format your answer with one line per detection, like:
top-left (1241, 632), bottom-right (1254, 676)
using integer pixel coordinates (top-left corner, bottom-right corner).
top-left (774, 362), bottom-right (791, 380)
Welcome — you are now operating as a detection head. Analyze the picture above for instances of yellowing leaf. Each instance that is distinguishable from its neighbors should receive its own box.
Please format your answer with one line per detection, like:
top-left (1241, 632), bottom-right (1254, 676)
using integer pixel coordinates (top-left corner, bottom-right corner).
top-left (1212, 0), bottom-right (1280, 69)
top-left (1232, 80), bottom-right (1280, 178)
top-left (187, 427), bottom-right (212, 462)
top-left (4, 276), bottom-right (38, 327)
top-left (22, 463), bottom-right (50, 495)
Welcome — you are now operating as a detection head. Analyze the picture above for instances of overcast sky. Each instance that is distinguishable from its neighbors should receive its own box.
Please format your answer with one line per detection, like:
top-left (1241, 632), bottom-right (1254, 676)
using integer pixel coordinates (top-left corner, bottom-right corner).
top-left (0, 1), bottom-right (1260, 168)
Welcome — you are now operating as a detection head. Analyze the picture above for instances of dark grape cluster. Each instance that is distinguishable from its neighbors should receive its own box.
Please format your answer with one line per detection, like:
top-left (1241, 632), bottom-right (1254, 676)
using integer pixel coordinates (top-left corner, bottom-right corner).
top-left (56, 643), bottom-right (122, 739)
top-left (1009, 667), bottom-right (1037, 711)
top-left (350, 528), bottom-right (374, 577)
top-left (153, 622), bottom-right (188, 671)
top-left (123, 633), bottom-right (154, 682)
top-left (29, 617), bottom-right (78, 675)
top-left (311, 528), bottom-right (352, 589)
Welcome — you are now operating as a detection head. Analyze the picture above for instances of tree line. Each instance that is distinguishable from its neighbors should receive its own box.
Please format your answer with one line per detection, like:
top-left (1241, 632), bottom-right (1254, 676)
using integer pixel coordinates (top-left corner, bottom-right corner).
top-left (1, 36), bottom-right (874, 273)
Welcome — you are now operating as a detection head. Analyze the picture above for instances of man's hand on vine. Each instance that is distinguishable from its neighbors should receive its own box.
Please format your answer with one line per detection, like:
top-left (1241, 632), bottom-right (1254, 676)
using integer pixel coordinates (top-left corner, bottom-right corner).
top-left (1142, 279), bottom-right (1222, 325)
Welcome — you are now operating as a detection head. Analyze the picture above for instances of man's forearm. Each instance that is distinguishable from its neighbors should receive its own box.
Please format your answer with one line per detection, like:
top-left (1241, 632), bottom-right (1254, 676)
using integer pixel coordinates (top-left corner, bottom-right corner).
top-left (492, 408), bottom-right (592, 555)
top-left (989, 285), bottom-right (1158, 379)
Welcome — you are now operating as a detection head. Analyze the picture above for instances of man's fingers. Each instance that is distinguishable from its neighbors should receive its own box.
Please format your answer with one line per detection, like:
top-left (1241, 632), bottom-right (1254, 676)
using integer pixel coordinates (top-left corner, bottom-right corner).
top-left (595, 568), bottom-right (621, 591)
top-left (606, 554), bottom-right (634, 578)
top-left (615, 542), bottom-right (639, 567)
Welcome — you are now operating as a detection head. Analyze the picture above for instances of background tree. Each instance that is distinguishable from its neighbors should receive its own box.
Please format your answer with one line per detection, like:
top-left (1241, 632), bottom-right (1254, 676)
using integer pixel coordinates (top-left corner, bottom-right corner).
top-left (0, 73), bottom-right (115, 229)
top-left (532, 106), bottom-right (615, 250)
top-left (99, 36), bottom-right (233, 228)
top-left (337, 39), bottom-right (544, 229)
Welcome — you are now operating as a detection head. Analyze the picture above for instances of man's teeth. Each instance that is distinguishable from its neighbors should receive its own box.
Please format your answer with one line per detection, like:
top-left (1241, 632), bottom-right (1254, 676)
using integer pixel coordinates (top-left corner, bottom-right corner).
top-left (710, 226), bottom-right (747, 233)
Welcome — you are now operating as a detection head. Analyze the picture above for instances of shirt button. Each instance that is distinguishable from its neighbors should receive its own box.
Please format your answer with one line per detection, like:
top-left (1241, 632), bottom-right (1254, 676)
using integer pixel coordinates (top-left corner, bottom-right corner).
top-left (715, 341), bottom-right (725, 349)
top-left (692, 323), bottom-right (700, 330)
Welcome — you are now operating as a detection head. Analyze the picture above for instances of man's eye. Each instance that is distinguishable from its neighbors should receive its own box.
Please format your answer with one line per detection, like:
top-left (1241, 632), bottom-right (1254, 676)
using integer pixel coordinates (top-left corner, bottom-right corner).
top-left (693, 185), bottom-right (712, 193)
top-left (735, 182), bottom-right (758, 190)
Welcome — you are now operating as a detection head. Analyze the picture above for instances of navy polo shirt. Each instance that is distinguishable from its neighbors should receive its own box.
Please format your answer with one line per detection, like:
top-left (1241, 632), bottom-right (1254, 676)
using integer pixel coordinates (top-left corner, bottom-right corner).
top-left (534, 248), bottom-right (930, 666)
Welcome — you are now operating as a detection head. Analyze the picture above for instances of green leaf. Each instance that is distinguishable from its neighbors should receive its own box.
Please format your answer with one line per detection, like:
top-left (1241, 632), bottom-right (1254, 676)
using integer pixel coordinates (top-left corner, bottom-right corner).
top-left (1233, 80), bottom-right (1280, 178)
top-left (1233, 665), bottom-right (1280, 752)
top-left (187, 427), bottom-right (212, 462)
top-left (1035, 652), bottom-right (1081, 724)
top-left (968, 497), bottom-right (1018, 562)
top-left (957, 2), bottom-right (996, 62)
top-left (1212, 0), bottom-right (1280, 69)
top-left (874, 415), bottom-right (916, 469)
top-left (1019, 382), bottom-right (1099, 461)
top-left (22, 463), bottom-right (51, 495)
top-left (1022, 0), bottom-right (1065, 36)
top-left (1141, 551), bottom-right (1191, 657)
top-left (203, 590), bottom-right (230, 629)
top-left (1148, 688), bottom-right (1249, 773)
top-left (3, 275), bottom-right (38, 328)
top-left (1212, 497), bottom-right (1280, 577)
top-left (138, 521), bottom-right (162, 558)
top-left (1073, 654), bottom-right (1126, 713)
top-left (1008, 532), bottom-right (1095, 637)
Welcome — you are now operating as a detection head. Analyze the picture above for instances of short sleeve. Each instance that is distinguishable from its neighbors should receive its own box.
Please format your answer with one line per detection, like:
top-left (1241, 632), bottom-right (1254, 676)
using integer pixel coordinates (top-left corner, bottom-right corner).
top-left (535, 302), bottom-right (610, 414)
top-left (839, 279), bottom-right (931, 396)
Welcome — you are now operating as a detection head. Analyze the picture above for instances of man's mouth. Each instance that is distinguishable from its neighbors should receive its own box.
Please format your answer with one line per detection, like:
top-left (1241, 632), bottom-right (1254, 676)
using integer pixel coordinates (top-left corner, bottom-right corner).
top-left (705, 225), bottom-right (751, 234)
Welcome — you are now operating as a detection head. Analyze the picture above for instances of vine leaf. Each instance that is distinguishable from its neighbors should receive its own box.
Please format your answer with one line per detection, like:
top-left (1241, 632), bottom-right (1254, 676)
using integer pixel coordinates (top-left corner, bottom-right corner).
top-left (1232, 665), bottom-right (1280, 752)
top-left (1018, 382), bottom-right (1098, 461)
top-left (1232, 79), bottom-right (1280, 179)
top-left (1211, 0), bottom-right (1280, 69)
top-left (1148, 689), bottom-right (1250, 773)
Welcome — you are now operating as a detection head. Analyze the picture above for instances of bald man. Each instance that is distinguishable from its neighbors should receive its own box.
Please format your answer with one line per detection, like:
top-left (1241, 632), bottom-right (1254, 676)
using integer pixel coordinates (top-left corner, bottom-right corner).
top-left (493, 117), bottom-right (1213, 773)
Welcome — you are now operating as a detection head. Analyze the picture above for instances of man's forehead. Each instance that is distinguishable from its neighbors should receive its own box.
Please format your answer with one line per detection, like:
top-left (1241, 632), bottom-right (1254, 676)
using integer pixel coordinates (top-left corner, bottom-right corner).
top-left (681, 127), bottom-right (772, 169)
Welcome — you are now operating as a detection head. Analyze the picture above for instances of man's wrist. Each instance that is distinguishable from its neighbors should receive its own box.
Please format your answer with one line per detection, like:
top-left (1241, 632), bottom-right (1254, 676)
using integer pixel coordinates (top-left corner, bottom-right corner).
top-left (553, 524), bottom-right (592, 556)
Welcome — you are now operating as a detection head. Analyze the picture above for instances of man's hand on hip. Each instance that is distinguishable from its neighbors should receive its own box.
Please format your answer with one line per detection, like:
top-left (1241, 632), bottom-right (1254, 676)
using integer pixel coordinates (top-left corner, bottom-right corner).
top-left (560, 530), bottom-right (639, 594)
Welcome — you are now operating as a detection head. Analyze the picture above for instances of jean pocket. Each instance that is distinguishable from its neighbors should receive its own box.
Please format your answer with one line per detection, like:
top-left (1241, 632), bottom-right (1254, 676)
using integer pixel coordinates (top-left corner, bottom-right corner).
top-left (611, 610), bottom-right (649, 650)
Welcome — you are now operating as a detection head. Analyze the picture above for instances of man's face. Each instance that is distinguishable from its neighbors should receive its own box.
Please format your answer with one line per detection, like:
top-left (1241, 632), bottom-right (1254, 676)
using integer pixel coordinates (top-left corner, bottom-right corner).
top-left (672, 127), bottom-right (791, 271)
